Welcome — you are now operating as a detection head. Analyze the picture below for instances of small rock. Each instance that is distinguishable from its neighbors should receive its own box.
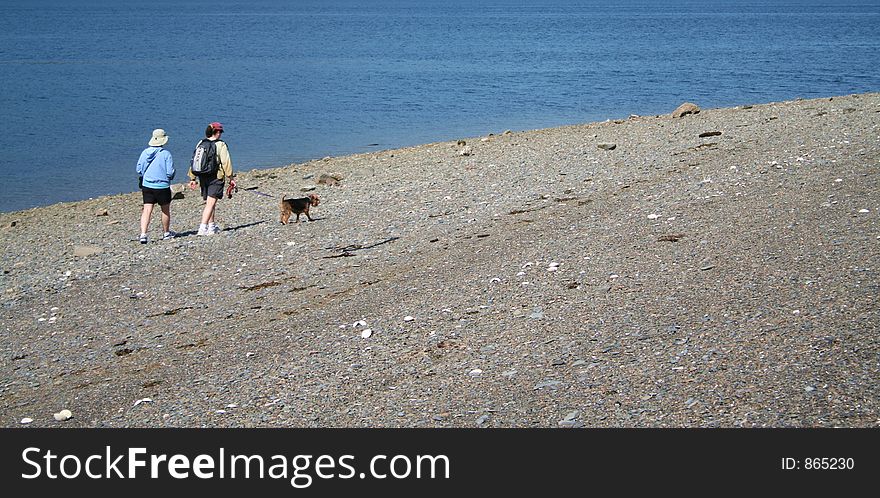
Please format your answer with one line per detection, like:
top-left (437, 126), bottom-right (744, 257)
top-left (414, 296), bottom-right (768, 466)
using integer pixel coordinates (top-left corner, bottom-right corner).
top-left (458, 146), bottom-right (473, 156)
top-left (534, 380), bottom-right (563, 390)
top-left (360, 329), bottom-right (373, 339)
top-left (859, 209), bottom-right (869, 213)
top-left (672, 102), bottom-right (701, 118)
top-left (503, 130), bottom-right (512, 135)
top-left (658, 234), bottom-right (684, 242)
top-left (647, 214), bottom-right (660, 220)
top-left (529, 309), bottom-right (544, 320)
top-left (300, 185), bottom-right (317, 192)
top-left (303, 173), bottom-right (315, 180)
top-left (74, 246), bottom-right (102, 257)
top-left (403, 316), bottom-right (415, 322)
top-left (469, 368), bottom-right (483, 377)
top-left (96, 209), bottom-right (109, 216)
top-left (805, 386), bottom-right (816, 392)
top-left (563, 410), bottom-right (580, 422)
top-left (597, 142), bottom-right (617, 150)
top-left (353, 320), bottom-right (367, 328)
top-left (21, 417), bottom-right (33, 425)
top-left (53, 409), bottom-right (73, 421)
top-left (3, 220), bottom-right (19, 228)
top-left (476, 414), bottom-right (490, 426)
top-left (698, 131), bottom-right (722, 138)
top-left (133, 398), bottom-right (152, 406)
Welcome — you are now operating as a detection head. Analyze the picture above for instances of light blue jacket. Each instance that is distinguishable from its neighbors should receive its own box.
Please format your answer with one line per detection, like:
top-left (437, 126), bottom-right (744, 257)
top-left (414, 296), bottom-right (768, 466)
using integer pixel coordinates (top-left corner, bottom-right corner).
top-left (136, 146), bottom-right (175, 189)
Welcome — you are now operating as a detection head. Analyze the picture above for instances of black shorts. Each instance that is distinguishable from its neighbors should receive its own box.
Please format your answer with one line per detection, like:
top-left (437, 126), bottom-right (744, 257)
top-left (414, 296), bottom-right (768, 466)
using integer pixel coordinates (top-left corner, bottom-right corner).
top-left (198, 175), bottom-right (225, 200)
top-left (142, 187), bottom-right (172, 206)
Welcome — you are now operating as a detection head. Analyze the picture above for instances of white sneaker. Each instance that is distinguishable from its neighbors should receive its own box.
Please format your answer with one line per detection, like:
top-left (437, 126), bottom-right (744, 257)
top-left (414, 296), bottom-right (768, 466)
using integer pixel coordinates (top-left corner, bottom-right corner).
top-left (209, 224), bottom-right (221, 234)
top-left (197, 226), bottom-right (209, 236)
top-left (139, 233), bottom-right (148, 244)
top-left (162, 231), bottom-right (176, 240)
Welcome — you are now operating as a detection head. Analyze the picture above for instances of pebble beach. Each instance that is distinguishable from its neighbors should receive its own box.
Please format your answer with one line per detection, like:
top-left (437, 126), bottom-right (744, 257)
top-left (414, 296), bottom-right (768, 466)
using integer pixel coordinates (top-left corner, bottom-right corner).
top-left (1, 93), bottom-right (878, 428)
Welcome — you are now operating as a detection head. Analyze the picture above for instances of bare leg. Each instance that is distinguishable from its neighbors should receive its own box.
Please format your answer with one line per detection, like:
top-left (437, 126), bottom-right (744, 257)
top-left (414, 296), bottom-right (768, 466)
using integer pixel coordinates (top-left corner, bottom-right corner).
top-left (201, 196), bottom-right (218, 225)
top-left (140, 203), bottom-right (154, 234)
top-left (160, 203), bottom-right (171, 233)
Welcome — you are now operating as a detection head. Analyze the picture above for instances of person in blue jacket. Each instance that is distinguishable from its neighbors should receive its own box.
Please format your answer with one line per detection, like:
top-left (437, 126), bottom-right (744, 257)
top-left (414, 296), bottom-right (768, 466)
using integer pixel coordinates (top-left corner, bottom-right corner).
top-left (136, 129), bottom-right (176, 244)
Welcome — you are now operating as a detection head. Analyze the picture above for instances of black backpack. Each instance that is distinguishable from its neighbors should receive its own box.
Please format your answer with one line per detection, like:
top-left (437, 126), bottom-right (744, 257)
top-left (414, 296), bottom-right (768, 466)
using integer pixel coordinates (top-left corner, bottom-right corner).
top-left (190, 139), bottom-right (219, 176)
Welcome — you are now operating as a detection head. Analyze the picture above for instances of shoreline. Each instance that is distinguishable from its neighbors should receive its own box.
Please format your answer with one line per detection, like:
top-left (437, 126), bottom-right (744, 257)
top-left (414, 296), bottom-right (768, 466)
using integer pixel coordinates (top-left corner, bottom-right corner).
top-left (0, 93), bottom-right (855, 217)
top-left (1, 92), bottom-right (878, 428)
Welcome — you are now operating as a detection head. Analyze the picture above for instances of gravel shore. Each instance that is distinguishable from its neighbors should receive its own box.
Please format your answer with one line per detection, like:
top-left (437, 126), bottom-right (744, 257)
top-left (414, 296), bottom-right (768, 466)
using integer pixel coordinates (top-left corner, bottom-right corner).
top-left (2, 93), bottom-right (878, 428)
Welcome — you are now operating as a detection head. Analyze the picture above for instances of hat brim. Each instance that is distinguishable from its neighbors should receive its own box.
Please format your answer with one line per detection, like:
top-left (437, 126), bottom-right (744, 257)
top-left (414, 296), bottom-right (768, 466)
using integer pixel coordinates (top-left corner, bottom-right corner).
top-left (149, 136), bottom-right (169, 147)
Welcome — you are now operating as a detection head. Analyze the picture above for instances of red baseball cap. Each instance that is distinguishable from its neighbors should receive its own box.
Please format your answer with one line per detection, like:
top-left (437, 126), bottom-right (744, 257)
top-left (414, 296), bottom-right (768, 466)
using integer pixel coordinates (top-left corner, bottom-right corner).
top-left (210, 122), bottom-right (224, 132)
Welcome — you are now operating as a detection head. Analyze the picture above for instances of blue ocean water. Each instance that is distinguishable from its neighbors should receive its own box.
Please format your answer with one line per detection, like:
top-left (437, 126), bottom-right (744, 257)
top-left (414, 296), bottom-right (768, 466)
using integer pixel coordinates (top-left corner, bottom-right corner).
top-left (0, 0), bottom-right (878, 212)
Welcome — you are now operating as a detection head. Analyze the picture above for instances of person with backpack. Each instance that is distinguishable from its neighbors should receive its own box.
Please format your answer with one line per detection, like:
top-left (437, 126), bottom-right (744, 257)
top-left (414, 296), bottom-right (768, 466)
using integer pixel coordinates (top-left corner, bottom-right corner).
top-left (136, 128), bottom-right (176, 244)
top-left (188, 122), bottom-right (236, 235)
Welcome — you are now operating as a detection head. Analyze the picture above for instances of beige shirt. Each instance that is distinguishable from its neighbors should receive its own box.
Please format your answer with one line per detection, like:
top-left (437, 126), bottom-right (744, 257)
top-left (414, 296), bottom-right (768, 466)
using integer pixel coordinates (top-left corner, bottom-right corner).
top-left (188, 139), bottom-right (234, 181)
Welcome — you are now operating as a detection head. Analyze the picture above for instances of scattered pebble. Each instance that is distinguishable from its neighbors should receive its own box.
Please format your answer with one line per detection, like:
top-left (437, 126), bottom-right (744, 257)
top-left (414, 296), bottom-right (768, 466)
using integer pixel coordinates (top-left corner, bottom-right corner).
top-left (21, 417), bottom-right (33, 425)
top-left (53, 409), bottom-right (73, 421)
top-left (469, 368), bottom-right (483, 377)
top-left (353, 320), bottom-right (367, 328)
top-left (360, 329), bottom-right (373, 338)
top-left (133, 398), bottom-right (152, 406)
top-left (859, 209), bottom-right (869, 213)
top-left (647, 213), bottom-right (660, 220)
top-left (403, 315), bottom-right (415, 322)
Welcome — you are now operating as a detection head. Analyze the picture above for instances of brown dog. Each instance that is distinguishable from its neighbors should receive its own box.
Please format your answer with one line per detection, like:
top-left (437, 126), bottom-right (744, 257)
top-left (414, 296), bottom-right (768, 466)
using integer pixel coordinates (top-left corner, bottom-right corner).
top-left (280, 193), bottom-right (320, 224)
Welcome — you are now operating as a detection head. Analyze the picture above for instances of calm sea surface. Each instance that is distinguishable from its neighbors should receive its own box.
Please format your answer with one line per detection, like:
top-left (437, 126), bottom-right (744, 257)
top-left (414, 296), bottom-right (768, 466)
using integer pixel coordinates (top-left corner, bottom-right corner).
top-left (0, 0), bottom-right (878, 212)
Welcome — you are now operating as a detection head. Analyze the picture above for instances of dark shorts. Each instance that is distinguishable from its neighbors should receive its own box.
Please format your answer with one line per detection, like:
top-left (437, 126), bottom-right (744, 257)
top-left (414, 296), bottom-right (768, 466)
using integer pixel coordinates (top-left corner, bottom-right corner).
top-left (142, 187), bottom-right (172, 206)
top-left (198, 175), bottom-right (225, 200)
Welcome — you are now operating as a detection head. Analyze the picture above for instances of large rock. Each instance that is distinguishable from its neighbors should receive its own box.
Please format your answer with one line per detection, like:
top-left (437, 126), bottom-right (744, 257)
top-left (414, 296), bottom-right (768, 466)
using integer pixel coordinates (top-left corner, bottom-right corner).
top-left (672, 102), bottom-right (701, 118)
top-left (317, 173), bottom-right (343, 186)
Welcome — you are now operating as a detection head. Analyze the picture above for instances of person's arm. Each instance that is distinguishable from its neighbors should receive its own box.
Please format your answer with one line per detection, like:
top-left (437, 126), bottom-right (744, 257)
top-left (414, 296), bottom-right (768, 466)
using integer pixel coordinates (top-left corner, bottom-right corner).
top-left (218, 141), bottom-right (234, 179)
top-left (136, 150), bottom-right (147, 175)
top-left (164, 150), bottom-right (175, 181)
